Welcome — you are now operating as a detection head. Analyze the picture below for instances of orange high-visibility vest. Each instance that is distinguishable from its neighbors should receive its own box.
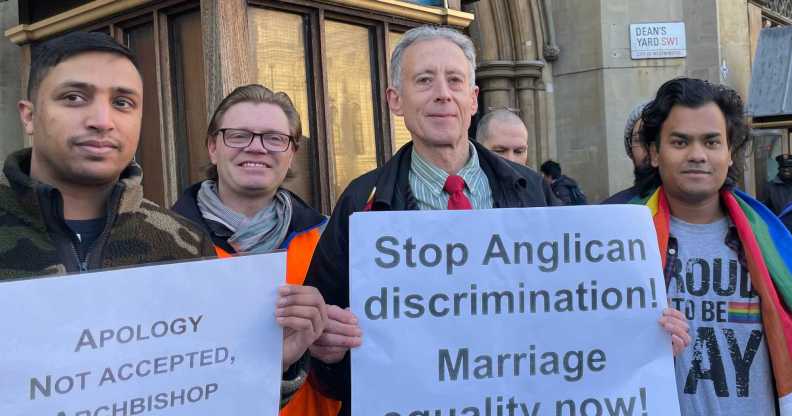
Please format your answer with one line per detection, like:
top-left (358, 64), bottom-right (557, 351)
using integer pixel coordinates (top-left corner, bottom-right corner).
top-left (214, 226), bottom-right (341, 416)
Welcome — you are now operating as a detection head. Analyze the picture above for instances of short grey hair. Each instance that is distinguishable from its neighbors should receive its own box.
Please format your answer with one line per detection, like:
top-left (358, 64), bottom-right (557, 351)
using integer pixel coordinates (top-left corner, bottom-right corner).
top-left (624, 101), bottom-right (651, 158)
top-left (389, 25), bottom-right (477, 91)
top-left (475, 109), bottom-right (526, 143)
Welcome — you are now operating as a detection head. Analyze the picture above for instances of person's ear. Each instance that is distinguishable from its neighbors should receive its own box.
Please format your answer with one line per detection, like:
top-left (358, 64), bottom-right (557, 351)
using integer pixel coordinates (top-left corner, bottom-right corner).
top-left (18, 100), bottom-right (35, 135)
top-left (650, 143), bottom-right (660, 168)
top-left (470, 85), bottom-right (479, 115)
top-left (386, 87), bottom-right (404, 117)
top-left (208, 135), bottom-right (219, 165)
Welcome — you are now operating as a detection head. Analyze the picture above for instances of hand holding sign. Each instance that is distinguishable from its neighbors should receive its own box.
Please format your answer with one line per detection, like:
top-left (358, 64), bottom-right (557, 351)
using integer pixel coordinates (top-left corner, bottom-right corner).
top-left (659, 307), bottom-right (691, 356)
top-left (277, 284), bottom-right (328, 371)
top-left (310, 306), bottom-right (363, 364)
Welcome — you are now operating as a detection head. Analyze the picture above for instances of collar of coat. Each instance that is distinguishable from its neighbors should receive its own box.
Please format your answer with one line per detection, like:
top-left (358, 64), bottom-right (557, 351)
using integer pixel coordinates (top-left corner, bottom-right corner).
top-left (366, 139), bottom-right (530, 210)
top-left (2, 147), bottom-right (145, 217)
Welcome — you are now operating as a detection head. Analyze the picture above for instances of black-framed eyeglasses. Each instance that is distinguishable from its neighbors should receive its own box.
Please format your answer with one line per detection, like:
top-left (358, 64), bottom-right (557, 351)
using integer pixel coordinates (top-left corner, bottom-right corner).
top-left (215, 128), bottom-right (293, 152)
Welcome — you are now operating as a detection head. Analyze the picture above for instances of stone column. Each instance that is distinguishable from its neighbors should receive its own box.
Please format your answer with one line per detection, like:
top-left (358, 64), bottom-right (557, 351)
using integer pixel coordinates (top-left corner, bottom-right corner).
top-left (466, 0), bottom-right (555, 169)
top-left (476, 61), bottom-right (516, 110)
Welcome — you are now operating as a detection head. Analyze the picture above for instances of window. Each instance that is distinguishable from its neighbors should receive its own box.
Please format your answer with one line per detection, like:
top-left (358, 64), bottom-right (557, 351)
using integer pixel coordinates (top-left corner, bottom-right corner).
top-left (125, 20), bottom-right (167, 205)
top-left (14, 0), bottom-right (471, 212)
top-left (325, 21), bottom-right (379, 199)
top-left (169, 9), bottom-right (208, 193)
top-left (247, 1), bottom-right (421, 210)
top-left (388, 31), bottom-right (412, 153)
top-left (249, 8), bottom-right (316, 207)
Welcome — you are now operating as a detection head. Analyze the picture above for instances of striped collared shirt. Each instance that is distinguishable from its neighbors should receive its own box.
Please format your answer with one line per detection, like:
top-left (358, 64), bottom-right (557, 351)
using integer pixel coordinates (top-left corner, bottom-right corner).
top-left (408, 143), bottom-right (493, 210)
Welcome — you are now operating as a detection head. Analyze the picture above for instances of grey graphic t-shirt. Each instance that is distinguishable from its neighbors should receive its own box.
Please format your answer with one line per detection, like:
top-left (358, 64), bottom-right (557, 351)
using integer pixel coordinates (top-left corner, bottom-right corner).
top-left (668, 216), bottom-right (775, 416)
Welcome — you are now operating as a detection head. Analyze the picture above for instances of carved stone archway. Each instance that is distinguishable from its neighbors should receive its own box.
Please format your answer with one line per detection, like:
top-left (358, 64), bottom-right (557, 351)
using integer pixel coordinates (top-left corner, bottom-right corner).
top-left (465, 0), bottom-right (558, 168)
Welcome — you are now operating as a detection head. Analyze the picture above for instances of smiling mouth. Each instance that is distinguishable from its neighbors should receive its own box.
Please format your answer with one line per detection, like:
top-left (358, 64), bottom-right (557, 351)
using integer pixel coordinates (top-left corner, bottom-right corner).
top-left (239, 162), bottom-right (270, 168)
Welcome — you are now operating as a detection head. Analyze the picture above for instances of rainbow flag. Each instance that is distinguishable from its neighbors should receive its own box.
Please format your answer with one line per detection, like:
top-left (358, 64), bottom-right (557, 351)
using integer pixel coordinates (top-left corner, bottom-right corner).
top-left (644, 187), bottom-right (792, 405)
top-left (728, 301), bottom-right (762, 324)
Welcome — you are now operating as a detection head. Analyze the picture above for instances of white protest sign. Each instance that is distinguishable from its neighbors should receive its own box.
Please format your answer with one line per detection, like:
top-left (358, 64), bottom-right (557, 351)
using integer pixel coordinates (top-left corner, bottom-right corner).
top-left (350, 206), bottom-right (680, 416)
top-left (0, 253), bottom-right (285, 416)
top-left (629, 22), bottom-right (686, 59)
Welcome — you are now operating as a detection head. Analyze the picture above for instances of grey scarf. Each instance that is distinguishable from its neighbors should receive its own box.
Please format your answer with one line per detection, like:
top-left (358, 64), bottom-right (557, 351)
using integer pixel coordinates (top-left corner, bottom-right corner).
top-left (196, 180), bottom-right (292, 253)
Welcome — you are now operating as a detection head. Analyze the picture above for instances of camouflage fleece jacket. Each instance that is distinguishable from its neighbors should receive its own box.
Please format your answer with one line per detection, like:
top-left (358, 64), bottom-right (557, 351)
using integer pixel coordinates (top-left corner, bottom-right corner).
top-left (0, 148), bottom-right (216, 278)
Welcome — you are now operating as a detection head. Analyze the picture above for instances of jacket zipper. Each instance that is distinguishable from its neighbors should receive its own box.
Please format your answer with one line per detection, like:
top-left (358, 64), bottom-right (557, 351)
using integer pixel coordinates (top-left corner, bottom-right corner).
top-left (68, 231), bottom-right (89, 272)
top-left (78, 184), bottom-right (122, 272)
top-left (70, 243), bottom-right (88, 272)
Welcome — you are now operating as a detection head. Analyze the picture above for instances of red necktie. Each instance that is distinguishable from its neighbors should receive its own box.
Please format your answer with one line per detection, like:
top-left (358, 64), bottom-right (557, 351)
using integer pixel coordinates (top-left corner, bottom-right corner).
top-left (444, 175), bottom-right (473, 210)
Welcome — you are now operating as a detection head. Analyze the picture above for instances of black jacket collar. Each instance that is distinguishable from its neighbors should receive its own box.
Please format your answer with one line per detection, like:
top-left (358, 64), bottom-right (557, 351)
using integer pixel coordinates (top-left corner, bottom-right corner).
top-left (369, 140), bottom-right (536, 210)
top-left (4, 148), bottom-right (142, 209)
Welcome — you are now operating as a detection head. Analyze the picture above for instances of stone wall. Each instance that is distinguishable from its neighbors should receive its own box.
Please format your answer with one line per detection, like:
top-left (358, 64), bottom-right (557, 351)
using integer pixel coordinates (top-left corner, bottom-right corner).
top-left (467, 0), bottom-right (759, 201)
top-left (552, 0), bottom-right (686, 202)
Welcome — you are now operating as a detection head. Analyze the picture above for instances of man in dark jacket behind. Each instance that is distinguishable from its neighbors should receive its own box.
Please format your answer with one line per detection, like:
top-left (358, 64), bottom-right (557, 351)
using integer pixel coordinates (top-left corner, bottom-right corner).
top-left (764, 153), bottom-right (792, 232)
top-left (603, 101), bottom-right (654, 204)
top-left (540, 160), bottom-right (588, 205)
top-left (304, 25), bottom-right (556, 416)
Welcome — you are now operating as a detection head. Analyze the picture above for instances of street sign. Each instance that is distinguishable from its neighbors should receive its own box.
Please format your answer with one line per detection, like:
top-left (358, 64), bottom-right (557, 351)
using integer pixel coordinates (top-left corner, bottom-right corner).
top-left (629, 22), bottom-right (687, 59)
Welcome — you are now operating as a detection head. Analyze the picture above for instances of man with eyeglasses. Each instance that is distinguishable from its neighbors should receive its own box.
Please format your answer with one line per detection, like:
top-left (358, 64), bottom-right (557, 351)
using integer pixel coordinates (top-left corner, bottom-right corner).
top-left (171, 84), bottom-right (334, 413)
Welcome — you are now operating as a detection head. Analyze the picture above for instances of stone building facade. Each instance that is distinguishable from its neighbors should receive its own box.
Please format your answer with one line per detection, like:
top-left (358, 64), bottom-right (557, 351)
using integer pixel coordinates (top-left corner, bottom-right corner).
top-left (1, 0), bottom-right (790, 205)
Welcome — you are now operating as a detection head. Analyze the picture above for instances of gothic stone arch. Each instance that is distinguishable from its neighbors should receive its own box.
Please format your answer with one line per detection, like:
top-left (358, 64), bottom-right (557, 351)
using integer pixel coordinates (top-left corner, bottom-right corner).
top-left (465, 0), bottom-right (557, 168)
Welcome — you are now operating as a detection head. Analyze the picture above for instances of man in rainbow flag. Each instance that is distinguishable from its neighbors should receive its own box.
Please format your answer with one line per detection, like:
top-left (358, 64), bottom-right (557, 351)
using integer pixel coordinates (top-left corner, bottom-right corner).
top-left (636, 77), bottom-right (791, 415)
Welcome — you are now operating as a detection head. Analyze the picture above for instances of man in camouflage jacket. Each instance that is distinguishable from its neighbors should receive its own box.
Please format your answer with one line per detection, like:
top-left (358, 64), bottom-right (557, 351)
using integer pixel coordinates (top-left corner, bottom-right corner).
top-left (3, 31), bottom-right (326, 408)
top-left (3, 31), bottom-right (216, 277)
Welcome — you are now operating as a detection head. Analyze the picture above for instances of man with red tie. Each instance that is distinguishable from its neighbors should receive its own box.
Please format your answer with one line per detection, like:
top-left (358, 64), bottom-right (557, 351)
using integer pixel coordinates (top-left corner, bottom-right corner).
top-left (304, 25), bottom-right (556, 416)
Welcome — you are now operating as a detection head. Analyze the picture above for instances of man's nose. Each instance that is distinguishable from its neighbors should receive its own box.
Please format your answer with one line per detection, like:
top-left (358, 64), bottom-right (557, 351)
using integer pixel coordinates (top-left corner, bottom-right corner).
top-left (433, 77), bottom-right (452, 102)
top-left (687, 141), bottom-right (707, 162)
top-left (85, 101), bottom-right (115, 132)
